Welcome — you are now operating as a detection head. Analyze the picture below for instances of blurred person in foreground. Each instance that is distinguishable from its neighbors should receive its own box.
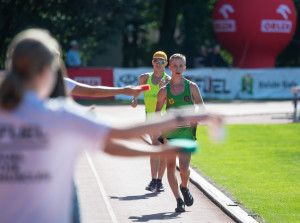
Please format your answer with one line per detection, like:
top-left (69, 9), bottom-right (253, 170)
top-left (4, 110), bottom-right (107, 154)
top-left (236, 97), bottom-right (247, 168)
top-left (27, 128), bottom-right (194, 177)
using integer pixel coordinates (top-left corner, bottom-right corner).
top-left (0, 28), bottom-right (222, 222)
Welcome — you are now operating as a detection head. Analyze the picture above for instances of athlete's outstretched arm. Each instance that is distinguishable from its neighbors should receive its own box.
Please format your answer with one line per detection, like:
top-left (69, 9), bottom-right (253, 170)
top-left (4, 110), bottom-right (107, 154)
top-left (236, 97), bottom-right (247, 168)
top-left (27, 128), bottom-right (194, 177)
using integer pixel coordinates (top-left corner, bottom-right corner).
top-left (71, 82), bottom-right (143, 98)
top-left (107, 111), bottom-right (222, 140)
top-left (103, 139), bottom-right (180, 157)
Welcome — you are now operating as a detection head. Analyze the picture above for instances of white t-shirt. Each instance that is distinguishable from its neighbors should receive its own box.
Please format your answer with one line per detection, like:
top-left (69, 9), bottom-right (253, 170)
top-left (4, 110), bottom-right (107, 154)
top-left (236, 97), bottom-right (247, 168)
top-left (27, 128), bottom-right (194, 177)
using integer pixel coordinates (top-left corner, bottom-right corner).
top-left (0, 91), bottom-right (111, 223)
top-left (64, 77), bottom-right (77, 94)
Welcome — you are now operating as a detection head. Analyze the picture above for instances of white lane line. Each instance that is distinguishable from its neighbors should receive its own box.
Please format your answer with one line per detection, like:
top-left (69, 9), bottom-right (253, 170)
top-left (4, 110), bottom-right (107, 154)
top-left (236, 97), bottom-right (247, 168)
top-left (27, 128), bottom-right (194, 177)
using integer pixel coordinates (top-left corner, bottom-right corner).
top-left (85, 151), bottom-right (118, 223)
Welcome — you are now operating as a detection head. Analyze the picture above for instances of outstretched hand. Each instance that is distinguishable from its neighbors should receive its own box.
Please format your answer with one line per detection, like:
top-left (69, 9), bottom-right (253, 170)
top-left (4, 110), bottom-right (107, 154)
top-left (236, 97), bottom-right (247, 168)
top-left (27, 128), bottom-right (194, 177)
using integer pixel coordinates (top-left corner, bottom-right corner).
top-left (206, 114), bottom-right (226, 142)
top-left (125, 84), bottom-right (151, 97)
top-left (129, 84), bottom-right (151, 108)
top-left (186, 112), bottom-right (225, 142)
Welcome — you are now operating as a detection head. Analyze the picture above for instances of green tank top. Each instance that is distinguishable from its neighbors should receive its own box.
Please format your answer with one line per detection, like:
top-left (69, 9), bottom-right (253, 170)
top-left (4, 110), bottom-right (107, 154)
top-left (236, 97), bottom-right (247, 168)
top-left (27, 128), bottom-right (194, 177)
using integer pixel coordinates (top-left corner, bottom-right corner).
top-left (144, 72), bottom-right (167, 114)
top-left (164, 79), bottom-right (196, 139)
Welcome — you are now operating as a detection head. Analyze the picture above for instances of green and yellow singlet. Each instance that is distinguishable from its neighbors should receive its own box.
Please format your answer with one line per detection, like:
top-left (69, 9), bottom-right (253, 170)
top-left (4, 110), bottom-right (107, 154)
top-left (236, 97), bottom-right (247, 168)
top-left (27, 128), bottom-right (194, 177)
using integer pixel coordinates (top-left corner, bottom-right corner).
top-left (164, 79), bottom-right (196, 139)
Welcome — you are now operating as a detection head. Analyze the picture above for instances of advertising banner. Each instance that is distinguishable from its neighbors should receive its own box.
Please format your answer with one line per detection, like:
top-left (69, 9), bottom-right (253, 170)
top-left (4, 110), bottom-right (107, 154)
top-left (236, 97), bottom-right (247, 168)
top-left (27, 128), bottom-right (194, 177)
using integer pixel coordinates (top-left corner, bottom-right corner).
top-left (238, 68), bottom-right (299, 99)
top-left (114, 68), bottom-right (300, 100)
top-left (67, 68), bottom-right (114, 99)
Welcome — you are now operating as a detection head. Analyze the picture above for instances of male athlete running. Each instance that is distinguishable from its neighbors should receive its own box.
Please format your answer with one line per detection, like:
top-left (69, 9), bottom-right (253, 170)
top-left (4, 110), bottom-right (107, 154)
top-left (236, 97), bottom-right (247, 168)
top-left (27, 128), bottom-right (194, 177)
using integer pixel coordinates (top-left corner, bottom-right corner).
top-left (156, 53), bottom-right (204, 212)
top-left (131, 51), bottom-right (171, 192)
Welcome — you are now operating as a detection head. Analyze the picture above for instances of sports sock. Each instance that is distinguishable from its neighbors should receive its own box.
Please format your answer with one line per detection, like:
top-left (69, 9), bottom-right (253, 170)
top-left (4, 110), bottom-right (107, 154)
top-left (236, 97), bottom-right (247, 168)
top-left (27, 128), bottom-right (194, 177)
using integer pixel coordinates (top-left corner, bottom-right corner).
top-left (177, 197), bottom-right (184, 204)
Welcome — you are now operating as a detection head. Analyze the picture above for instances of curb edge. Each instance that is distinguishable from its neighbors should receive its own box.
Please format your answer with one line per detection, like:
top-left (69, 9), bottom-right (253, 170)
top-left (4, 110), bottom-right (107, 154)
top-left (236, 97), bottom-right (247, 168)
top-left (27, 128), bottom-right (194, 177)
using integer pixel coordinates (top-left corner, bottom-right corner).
top-left (176, 159), bottom-right (259, 223)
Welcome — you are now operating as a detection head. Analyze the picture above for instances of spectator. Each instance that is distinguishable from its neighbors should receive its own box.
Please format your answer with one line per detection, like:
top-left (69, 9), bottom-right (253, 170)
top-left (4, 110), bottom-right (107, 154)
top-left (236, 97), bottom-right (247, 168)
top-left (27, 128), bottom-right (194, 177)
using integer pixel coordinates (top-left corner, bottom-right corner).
top-left (66, 40), bottom-right (82, 67)
top-left (194, 45), bottom-right (209, 68)
top-left (208, 45), bottom-right (228, 68)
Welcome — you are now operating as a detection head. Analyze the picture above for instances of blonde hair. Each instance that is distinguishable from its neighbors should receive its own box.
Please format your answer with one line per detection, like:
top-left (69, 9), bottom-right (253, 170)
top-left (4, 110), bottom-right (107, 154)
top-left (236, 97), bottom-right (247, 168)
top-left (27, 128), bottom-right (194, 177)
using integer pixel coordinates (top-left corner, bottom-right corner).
top-left (169, 53), bottom-right (186, 65)
top-left (0, 28), bottom-right (61, 110)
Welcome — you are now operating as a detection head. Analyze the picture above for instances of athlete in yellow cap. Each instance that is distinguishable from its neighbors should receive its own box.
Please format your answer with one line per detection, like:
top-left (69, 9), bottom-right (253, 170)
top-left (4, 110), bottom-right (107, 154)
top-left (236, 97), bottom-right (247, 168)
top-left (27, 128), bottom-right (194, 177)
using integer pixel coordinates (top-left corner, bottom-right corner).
top-left (131, 51), bottom-right (171, 192)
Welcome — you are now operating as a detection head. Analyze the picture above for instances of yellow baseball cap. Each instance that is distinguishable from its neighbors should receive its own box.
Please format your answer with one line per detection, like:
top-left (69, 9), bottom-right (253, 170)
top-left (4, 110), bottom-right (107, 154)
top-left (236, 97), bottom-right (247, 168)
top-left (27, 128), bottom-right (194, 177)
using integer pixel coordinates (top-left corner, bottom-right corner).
top-left (153, 51), bottom-right (167, 61)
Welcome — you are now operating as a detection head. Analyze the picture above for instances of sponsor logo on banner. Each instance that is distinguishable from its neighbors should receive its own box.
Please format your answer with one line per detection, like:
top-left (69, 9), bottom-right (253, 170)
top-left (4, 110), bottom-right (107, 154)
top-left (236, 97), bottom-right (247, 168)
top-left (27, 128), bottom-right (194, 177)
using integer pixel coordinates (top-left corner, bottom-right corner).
top-left (74, 77), bottom-right (101, 86)
top-left (186, 76), bottom-right (230, 94)
top-left (241, 74), bottom-right (253, 94)
top-left (261, 20), bottom-right (292, 33)
top-left (117, 74), bottom-right (138, 86)
top-left (258, 80), bottom-right (297, 89)
top-left (214, 20), bottom-right (236, 32)
top-left (261, 5), bottom-right (292, 33)
top-left (214, 4), bottom-right (236, 32)
top-left (276, 4), bottom-right (292, 19)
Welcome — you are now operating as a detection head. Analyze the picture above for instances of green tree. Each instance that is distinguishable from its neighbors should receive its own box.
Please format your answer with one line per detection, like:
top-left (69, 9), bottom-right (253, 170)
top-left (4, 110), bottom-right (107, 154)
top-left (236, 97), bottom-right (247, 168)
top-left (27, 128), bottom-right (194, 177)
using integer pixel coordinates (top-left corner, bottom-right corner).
top-left (0, 0), bottom-right (125, 68)
top-left (0, 0), bottom-right (298, 69)
top-left (276, 0), bottom-right (300, 67)
top-left (157, 0), bottom-right (182, 57)
top-left (179, 0), bottom-right (217, 67)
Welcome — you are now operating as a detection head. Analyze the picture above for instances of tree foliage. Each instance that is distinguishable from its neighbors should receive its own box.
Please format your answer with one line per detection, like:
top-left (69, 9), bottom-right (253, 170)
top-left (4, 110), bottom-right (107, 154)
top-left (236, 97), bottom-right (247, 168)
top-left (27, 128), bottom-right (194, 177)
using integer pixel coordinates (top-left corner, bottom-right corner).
top-left (0, 0), bottom-right (298, 68)
top-left (276, 0), bottom-right (300, 67)
top-left (0, 0), bottom-right (127, 67)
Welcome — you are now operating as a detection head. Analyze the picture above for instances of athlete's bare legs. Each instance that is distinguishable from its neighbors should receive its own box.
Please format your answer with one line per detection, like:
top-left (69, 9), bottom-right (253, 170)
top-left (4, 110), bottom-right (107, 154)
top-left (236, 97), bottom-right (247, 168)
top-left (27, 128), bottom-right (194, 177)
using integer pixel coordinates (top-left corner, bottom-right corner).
top-left (179, 153), bottom-right (191, 187)
top-left (164, 138), bottom-right (193, 212)
top-left (146, 136), bottom-right (166, 192)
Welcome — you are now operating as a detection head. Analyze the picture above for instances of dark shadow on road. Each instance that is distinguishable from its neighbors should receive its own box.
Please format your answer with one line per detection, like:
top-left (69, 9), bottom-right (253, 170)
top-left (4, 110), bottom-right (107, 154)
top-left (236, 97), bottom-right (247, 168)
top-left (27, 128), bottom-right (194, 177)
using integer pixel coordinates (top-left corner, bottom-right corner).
top-left (129, 212), bottom-right (183, 222)
top-left (110, 192), bottom-right (158, 201)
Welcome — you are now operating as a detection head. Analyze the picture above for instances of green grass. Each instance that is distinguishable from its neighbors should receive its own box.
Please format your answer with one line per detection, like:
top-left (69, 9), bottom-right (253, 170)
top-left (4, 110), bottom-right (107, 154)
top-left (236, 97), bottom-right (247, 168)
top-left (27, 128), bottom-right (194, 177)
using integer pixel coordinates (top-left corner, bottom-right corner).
top-left (192, 124), bottom-right (300, 223)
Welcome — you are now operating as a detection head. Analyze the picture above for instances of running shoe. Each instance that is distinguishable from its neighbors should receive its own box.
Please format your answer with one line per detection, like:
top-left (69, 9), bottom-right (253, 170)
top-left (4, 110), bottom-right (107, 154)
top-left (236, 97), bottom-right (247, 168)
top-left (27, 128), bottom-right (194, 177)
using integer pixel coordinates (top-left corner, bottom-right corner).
top-left (175, 198), bottom-right (185, 212)
top-left (180, 184), bottom-right (194, 206)
top-left (145, 180), bottom-right (156, 192)
top-left (156, 182), bottom-right (165, 192)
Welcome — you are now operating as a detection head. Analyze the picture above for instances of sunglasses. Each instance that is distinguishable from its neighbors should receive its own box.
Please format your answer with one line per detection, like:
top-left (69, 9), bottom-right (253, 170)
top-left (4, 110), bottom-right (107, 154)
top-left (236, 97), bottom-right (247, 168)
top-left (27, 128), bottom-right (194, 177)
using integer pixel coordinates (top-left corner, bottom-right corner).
top-left (152, 59), bottom-right (166, 64)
